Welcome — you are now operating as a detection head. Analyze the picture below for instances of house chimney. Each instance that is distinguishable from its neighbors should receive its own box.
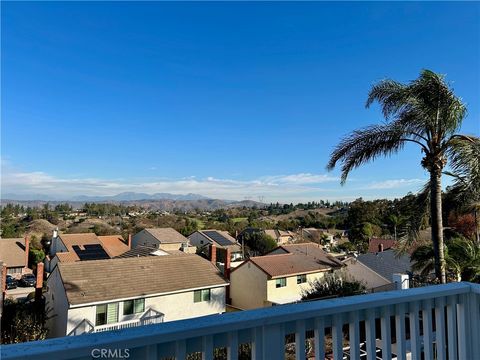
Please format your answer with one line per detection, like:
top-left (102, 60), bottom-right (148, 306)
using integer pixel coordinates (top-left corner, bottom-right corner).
top-left (224, 248), bottom-right (231, 280)
top-left (24, 236), bottom-right (30, 269)
top-left (378, 244), bottom-right (384, 252)
top-left (35, 262), bottom-right (44, 303)
top-left (127, 234), bottom-right (132, 249)
top-left (210, 244), bottom-right (217, 264)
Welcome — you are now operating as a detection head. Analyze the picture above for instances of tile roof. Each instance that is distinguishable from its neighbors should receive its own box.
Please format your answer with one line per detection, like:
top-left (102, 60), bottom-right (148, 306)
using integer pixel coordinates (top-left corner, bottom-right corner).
top-left (98, 235), bottom-right (129, 257)
top-left (243, 244), bottom-right (343, 278)
top-left (368, 238), bottom-right (397, 253)
top-left (357, 249), bottom-right (412, 282)
top-left (114, 246), bottom-right (187, 258)
top-left (57, 254), bottom-right (228, 305)
top-left (264, 229), bottom-right (296, 240)
top-left (56, 233), bottom-right (128, 262)
top-left (144, 228), bottom-right (189, 244)
top-left (0, 238), bottom-right (26, 268)
top-left (276, 243), bottom-right (345, 268)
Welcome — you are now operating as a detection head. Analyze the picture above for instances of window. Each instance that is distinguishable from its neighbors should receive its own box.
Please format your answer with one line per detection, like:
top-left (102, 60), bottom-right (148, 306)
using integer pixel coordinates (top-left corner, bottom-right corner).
top-left (275, 278), bottom-right (286, 288)
top-left (194, 289), bottom-right (211, 303)
top-left (123, 299), bottom-right (145, 315)
top-left (96, 303), bottom-right (119, 326)
top-left (297, 274), bottom-right (307, 284)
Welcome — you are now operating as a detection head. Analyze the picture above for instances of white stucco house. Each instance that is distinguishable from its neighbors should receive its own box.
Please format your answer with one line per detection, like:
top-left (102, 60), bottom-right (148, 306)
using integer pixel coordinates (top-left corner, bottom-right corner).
top-left (230, 243), bottom-right (344, 309)
top-left (45, 253), bottom-right (228, 338)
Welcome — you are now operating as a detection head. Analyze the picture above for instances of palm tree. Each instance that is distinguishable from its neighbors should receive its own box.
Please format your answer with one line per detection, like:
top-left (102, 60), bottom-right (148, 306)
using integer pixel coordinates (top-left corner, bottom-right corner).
top-left (411, 237), bottom-right (480, 283)
top-left (445, 136), bottom-right (480, 243)
top-left (327, 70), bottom-right (468, 283)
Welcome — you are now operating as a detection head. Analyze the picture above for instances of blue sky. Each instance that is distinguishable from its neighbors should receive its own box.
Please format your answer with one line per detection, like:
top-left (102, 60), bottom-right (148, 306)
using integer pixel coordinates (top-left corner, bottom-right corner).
top-left (1, 2), bottom-right (479, 202)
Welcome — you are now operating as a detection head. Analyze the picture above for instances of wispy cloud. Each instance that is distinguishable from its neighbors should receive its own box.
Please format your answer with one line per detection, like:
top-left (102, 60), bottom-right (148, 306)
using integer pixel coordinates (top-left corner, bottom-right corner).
top-left (1, 165), bottom-right (339, 202)
top-left (364, 178), bottom-right (425, 190)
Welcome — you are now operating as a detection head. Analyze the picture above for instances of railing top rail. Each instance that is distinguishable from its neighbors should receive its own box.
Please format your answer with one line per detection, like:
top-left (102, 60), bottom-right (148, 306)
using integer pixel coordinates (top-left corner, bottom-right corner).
top-left (2, 282), bottom-right (476, 359)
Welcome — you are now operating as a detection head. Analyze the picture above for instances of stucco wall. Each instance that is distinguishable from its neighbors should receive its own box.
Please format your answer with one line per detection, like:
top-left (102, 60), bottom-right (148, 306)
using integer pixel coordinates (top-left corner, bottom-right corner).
top-left (266, 271), bottom-right (326, 305)
top-left (64, 287), bottom-right (226, 337)
top-left (343, 258), bottom-right (390, 289)
top-left (230, 263), bottom-right (268, 310)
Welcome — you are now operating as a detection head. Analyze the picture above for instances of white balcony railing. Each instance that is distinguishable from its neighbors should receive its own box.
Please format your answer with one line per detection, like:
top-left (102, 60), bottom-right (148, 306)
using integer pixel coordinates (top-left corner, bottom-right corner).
top-left (67, 309), bottom-right (165, 336)
top-left (2, 282), bottom-right (480, 360)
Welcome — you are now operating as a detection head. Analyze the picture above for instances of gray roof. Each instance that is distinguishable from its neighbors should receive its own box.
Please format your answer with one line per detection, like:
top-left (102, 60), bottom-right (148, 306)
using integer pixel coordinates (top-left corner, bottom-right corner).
top-left (58, 254), bottom-right (228, 305)
top-left (357, 249), bottom-right (412, 282)
top-left (144, 228), bottom-right (189, 244)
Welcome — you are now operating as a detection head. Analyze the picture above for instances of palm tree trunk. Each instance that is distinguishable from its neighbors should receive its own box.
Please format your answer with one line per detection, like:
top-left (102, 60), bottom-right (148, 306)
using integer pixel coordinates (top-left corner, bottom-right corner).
top-left (430, 168), bottom-right (446, 283)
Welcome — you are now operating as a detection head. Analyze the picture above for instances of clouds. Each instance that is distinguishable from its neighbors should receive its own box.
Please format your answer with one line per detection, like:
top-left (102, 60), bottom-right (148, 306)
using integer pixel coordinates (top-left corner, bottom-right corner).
top-left (1, 164), bottom-right (340, 202)
top-left (1, 160), bottom-right (429, 202)
top-left (364, 178), bottom-right (426, 190)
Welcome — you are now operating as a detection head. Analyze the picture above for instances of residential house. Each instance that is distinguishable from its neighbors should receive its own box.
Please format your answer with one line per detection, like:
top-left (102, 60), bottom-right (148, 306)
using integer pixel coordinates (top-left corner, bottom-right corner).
top-left (45, 254), bottom-right (228, 338)
top-left (132, 227), bottom-right (192, 252)
top-left (45, 231), bottom-right (130, 272)
top-left (264, 229), bottom-right (296, 245)
top-left (367, 238), bottom-right (396, 253)
top-left (343, 249), bottom-right (412, 291)
top-left (301, 228), bottom-right (335, 245)
top-left (230, 242), bottom-right (344, 309)
top-left (0, 237), bottom-right (30, 277)
top-left (188, 230), bottom-right (243, 261)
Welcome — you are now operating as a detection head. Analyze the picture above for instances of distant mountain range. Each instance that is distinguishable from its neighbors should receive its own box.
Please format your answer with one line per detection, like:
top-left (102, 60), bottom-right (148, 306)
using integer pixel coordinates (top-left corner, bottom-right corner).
top-left (0, 192), bottom-right (264, 211)
top-left (1, 192), bottom-right (210, 202)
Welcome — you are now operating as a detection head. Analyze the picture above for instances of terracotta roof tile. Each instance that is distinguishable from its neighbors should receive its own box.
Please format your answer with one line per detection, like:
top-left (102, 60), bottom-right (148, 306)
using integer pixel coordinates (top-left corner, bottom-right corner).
top-left (98, 235), bottom-right (129, 257)
top-left (368, 238), bottom-right (396, 253)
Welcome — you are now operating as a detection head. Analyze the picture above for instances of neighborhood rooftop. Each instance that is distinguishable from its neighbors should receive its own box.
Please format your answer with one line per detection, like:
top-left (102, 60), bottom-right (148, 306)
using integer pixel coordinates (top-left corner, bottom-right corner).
top-left (0, 238), bottom-right (26, 268)
top-left (56, 233), bottom-right (129, 261)
top-left (239, 252), bottom-right (342, 279)
top-left (356, 249), bottom-right (412, 281)
top-left (144, 228), bottom-right (189, 243)
top-left (57, 254), bottom-right (228, 305)
top-left (273, 243), bottom-right (344, 268)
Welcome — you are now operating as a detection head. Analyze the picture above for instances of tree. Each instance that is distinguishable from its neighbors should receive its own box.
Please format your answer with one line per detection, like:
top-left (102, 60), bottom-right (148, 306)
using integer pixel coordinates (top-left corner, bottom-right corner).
top-left (302, 272), bottom-right (366, 301)
top-left (327, 70), bottom-right (468, 283)
top-left (411, 236), bottom-right (480, 283)
top-left (445, 136), bottom-right (480, 243)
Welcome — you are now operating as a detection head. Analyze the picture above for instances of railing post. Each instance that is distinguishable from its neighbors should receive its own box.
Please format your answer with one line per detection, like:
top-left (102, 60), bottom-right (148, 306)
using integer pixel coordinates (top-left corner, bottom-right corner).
top-left (422, 299), bottom-right (434, 360)
top-left (252, 324), bottom-right (284, 360)
top-left (348, 311), bottom-right (360, 359)
top-left (380, 306), bottom-right (392, 360)
top-left (331, 314), bottom-right (343, 360)
top-left (434, 297), bottom-right (446, 360)
top-left (295, 320), bottom-right (306, 360)
top-left (365, 309), bottom-right (376, 360)
top-left (394, 303), bottom-right (406, 360)
top-left (446, 295), bottom-right (458, 360)
top-left (202, 335), bottom-right (213, 360)
top-left (314, 317), bottom-right (325, 360)
top-left (227, 331), bottom-right (239, 360)
top-left (409, 301), bottom-right (421, 359)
